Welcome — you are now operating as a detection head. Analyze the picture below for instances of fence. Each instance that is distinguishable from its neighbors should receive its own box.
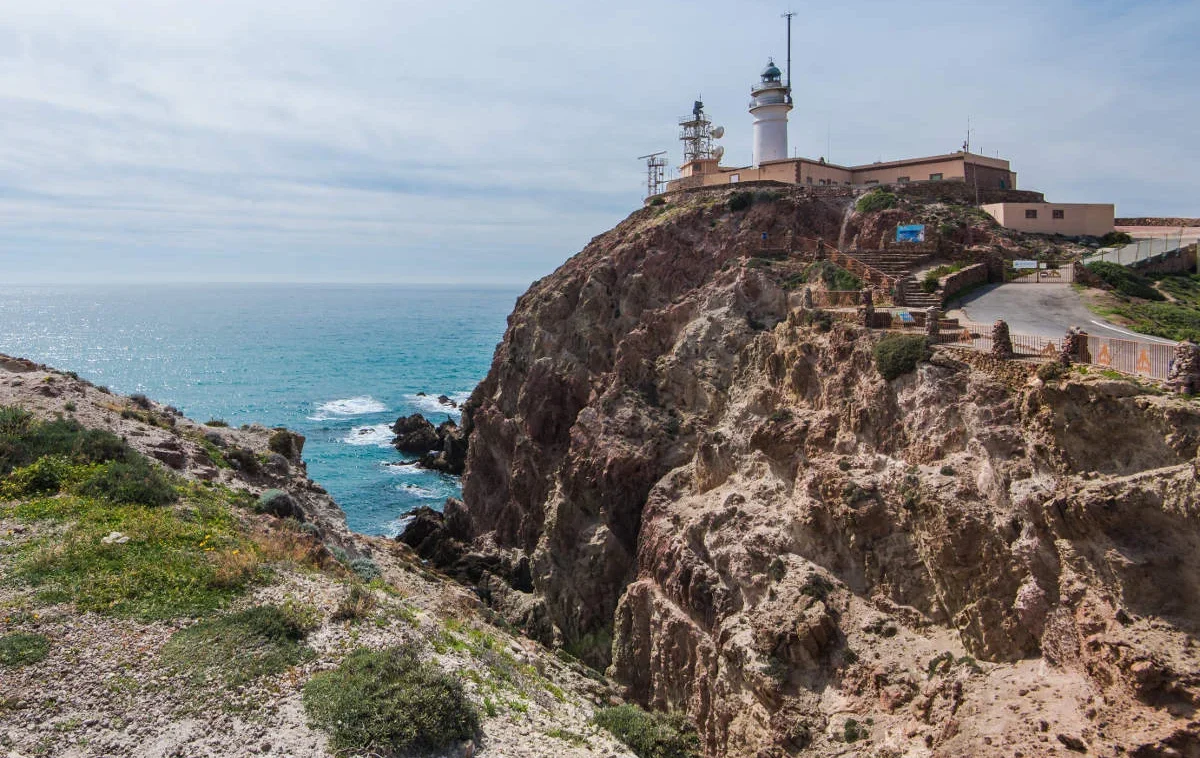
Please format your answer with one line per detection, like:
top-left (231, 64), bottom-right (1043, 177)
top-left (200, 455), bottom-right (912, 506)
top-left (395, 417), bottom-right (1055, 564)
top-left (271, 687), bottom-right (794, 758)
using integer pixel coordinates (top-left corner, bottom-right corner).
top-left (1084, 232), bottom-right (1193, 267)
top-left (1007, 266), bottom-right (1074, 284)
top-left (933, 322), bottom-right (1174, 380)
top-left (1079, 335), bottom-right (1174, 379)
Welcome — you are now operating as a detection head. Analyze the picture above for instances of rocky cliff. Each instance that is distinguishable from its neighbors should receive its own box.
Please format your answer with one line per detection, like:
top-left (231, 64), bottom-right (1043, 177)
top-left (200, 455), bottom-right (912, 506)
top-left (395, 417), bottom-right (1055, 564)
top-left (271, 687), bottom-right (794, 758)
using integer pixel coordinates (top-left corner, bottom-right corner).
top-left (420, 187), bottom-right (1200, 756)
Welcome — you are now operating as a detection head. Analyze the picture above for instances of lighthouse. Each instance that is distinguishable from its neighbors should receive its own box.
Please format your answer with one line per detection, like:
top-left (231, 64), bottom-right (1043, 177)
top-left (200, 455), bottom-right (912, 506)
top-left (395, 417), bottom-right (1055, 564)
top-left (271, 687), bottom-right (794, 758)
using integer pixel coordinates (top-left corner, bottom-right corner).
top-left (749, 59), bottom-right (791, 166)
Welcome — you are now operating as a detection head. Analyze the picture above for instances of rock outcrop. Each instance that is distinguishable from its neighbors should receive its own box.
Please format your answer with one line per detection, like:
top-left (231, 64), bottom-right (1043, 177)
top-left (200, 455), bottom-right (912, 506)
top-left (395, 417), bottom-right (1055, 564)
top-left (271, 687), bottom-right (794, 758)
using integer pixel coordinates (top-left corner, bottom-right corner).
top-left (392, 413), bottom-right (469, 474)
top-left (420, 187), bottom-right (1200, 756)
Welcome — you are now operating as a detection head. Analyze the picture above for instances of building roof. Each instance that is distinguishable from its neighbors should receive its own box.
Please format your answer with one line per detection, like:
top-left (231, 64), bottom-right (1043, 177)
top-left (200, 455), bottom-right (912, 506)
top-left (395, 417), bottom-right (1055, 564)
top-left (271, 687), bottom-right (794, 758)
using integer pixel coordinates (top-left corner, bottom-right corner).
top-left (760, 60), bottom-right (782, 81)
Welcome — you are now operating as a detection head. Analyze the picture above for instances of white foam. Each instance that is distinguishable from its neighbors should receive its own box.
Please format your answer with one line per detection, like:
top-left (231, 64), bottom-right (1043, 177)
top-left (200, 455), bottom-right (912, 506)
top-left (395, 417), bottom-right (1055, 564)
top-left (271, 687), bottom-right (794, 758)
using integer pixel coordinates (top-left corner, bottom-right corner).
top-left (405, 392), bottom-right (464, 419)
top-left (343, 423), bottom-right (394, 447)
top-left (397, 483), bottom-right (444, 499)
top-left (383, 514), bottom-right (415, 539)
top-left (309, 396), bottom-right (388, 420)
top-left (384, 461), bottom-right (422, 474)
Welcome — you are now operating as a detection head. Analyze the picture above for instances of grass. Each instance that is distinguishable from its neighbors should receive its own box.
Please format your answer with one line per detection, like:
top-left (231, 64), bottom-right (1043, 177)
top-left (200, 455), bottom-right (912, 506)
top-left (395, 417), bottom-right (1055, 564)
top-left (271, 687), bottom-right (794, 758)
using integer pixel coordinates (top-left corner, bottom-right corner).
top-left (160, 604), bottom-right (316, 685)
top-left (1085, 261), bottom-right (1164, 301)
top-left (332, 583), bottom-right (377, 622)
top-left (303, 643), bottom-right (479, 755)
top-left (1088, 271), bottom-right (1200, 342)
top-left (873, 334), bottom-right (931, 381)
top-left (162, 604), bottom-right (316, 686)
top-left (594, 705), bottom-right (700, 758)
top-left (4, 483), bottom-right (263, 619)
top-left (0, 632), bottom-right (49, 667)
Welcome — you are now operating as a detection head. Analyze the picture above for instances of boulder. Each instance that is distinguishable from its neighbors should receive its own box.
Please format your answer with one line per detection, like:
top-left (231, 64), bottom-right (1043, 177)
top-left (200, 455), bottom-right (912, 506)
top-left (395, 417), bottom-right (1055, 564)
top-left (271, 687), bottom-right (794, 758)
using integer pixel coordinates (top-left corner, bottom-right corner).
top-left (392, 414), bottom-right (440, 453)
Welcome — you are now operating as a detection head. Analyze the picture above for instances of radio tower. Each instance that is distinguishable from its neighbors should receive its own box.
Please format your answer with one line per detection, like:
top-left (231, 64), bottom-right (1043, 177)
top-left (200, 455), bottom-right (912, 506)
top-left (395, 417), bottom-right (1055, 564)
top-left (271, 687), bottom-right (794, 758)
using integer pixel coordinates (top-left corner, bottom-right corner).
top-left (638, 151), bottom-right (668, 198)
top-left (679, 100), bottom-right (715, 163)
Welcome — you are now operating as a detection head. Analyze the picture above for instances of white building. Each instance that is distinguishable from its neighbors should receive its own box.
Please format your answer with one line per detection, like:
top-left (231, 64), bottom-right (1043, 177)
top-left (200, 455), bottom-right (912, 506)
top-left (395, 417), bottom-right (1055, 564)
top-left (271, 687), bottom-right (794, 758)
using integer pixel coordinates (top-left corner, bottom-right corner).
top-left (749, 59), bottom-right (792, 166)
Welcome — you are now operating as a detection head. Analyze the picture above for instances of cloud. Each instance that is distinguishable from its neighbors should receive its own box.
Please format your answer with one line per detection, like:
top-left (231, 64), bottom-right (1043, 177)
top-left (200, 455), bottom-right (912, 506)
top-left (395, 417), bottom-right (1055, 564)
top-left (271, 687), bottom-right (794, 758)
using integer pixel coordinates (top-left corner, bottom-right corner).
top-left (0, 0), bottom-right (1194, 284)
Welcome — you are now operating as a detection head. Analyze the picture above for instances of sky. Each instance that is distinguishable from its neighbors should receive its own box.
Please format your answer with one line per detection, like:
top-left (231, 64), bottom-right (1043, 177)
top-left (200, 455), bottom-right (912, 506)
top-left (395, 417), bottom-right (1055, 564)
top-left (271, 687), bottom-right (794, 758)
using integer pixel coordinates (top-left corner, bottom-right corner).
top-left (0, 0), bottom-right (1196, 285)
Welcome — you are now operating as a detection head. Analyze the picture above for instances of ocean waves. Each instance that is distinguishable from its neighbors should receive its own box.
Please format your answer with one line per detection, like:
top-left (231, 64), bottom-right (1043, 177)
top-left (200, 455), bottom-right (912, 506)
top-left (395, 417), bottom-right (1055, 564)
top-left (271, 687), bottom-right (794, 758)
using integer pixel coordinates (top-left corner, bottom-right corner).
top-left (308, 395), bottom-right (388, 420)
top-left (343, 423), bottom-right (394, 447)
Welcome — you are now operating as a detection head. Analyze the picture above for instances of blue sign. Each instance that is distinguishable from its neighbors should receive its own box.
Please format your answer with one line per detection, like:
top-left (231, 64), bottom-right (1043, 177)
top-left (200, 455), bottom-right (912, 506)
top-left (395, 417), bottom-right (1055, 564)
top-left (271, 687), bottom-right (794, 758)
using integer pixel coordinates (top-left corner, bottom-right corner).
top-left (896, 310), bottom-right (916, 324)
top-left (896, 224), bottom-right (925, 243)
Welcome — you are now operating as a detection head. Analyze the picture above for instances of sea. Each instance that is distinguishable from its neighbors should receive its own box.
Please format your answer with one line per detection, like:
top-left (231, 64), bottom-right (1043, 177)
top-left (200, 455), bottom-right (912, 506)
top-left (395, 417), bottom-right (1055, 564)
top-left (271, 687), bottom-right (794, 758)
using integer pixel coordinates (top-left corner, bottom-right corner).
top-left (0, 284), bottom-right (522, 536)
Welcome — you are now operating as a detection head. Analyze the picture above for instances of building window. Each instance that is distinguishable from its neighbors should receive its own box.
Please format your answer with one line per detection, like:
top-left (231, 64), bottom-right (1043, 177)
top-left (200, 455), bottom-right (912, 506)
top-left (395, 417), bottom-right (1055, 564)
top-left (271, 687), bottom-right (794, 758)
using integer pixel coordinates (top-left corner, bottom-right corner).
top-left (865, 180), bottom-right (879, 186)
top-left (897, 176), bottom-right (910, 183)
top-left (729, 174), bottom-right (739, 183)
top-left (929, 173), bottom-right (943, 181)
top-left (806, 176), bottom-right (813, 184)
top-left (1025, 209), bottom-right (1038, 219)
top-left (1053, 209), bottom-right (1065, 219)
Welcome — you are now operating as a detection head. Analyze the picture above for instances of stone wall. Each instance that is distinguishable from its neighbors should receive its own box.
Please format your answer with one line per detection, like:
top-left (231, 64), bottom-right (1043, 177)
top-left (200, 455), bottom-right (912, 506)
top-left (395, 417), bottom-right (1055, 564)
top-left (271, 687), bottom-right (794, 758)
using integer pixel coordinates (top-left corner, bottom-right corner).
top-left (941, 262), bottom-right (990, 302)
top-left (894, 181), bottom-right (1044, 206)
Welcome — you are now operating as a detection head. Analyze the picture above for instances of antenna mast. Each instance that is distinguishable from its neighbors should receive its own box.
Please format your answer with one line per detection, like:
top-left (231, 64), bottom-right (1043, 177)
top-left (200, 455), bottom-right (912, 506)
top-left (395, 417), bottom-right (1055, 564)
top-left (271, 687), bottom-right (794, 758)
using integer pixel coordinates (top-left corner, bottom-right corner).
top-left (782, 11), bottom-right (795, 91)
top-left (637, 151), bottom-right (668, 198)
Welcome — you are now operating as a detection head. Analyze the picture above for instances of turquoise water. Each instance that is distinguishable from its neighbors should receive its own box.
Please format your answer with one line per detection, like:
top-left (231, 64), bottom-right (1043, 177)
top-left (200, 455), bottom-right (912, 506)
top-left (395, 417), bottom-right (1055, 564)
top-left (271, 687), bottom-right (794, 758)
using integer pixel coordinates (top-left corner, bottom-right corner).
top-left (0, 284), bottom-right (520, 536)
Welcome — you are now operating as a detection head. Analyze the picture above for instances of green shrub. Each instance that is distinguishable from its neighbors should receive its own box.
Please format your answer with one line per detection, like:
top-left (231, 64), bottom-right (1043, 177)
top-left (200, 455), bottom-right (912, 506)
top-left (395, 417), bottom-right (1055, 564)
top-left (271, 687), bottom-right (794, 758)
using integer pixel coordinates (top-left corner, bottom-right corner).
top-left (255, 488), bottom-right (301, 519)
top-left (226, 446), bottom-right (261, 475)
top-left (843, 718), bottom-right (866, 743)
top-left (349, 557), bottom-right (382, 582)
top-left (129, 393), bottom-right (152, 410)
top-left (0, 632), bottom-right (49, 667)
top-left (873, 334), bottom-right (931, 381)
top-left (648, 196), bottom-right (666, 207)
top-left (0, 411), bottom-right (131, 477)
top-left (332, 584), bottom-right (377, 622)
top-left (161, 604), bottom-right (315, 685)
top-left (1100, 231), bottom-right (1133, 246)
top-left (921, 273), bottom-right (939, 293)
top-left (0, 455), bottom-right (78, 497)
top-left (1037, 362), bottom-right (1066, 382)
top-left (855, 189), bottom-right (898, 213)
top-left (798, 309), bottom-right (834, 333)
top-left (267, 429), bottom-right (301, 459)
top-left (1085, 261), bottom-right (1164, 301)
top-left (594, 704), bottom-right (700, 758)
top-left (806, 260), bottom-right (862, 291)
top-left (303, 644), bottom-right (479, 754)
top-left (204, 418), bottom-right (229, 427)
top-left (78, 457), bottom-right (177, 507)
top-left (728, 191), bottom-right (753, 212)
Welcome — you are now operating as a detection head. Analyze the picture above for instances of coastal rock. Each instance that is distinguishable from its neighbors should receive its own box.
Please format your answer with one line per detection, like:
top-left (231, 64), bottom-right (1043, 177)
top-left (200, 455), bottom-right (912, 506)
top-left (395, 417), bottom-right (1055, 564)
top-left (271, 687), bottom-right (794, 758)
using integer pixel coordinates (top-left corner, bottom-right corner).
top-left (392, 413), bottom-right (440, 453)
top-left (441, 186), bottom-right (1200, 756)
top-left (393, 415), bottom-right (469, 475)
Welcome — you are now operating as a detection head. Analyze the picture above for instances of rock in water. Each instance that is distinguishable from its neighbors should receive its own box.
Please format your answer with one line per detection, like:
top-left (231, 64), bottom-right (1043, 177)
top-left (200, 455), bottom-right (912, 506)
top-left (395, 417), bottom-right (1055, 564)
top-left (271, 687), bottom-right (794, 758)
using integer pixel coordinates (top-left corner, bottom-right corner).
top-left (391, 413), bottom-right (439, 453)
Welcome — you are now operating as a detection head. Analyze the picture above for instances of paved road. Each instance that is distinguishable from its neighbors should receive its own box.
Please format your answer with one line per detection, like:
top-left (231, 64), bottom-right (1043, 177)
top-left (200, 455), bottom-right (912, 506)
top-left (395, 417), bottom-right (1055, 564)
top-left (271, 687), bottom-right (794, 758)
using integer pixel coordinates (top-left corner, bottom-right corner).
top-left (953, 283), bottom-right (1176, 344)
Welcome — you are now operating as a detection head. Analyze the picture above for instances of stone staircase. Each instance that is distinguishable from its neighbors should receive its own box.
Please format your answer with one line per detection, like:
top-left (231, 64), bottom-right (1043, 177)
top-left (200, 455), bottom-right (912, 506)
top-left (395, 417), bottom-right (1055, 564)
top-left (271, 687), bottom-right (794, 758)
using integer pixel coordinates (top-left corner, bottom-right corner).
top-left (825, 246), bottom-right (941, 309)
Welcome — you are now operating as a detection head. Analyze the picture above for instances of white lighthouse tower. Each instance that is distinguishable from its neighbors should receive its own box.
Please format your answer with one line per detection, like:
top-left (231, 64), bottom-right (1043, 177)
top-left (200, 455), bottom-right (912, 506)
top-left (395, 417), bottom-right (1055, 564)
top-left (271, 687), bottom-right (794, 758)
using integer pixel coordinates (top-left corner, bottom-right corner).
top-left (749, 59), bottom-right (792, 166)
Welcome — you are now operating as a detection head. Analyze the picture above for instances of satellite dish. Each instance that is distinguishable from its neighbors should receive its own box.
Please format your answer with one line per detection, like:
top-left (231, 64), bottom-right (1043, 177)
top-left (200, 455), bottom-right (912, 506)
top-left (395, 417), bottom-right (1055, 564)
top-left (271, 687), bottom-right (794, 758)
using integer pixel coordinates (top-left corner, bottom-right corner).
top-left (711, 126), bottom-right (725, 139)
top-left (713, 146), bottom-right (725, 160)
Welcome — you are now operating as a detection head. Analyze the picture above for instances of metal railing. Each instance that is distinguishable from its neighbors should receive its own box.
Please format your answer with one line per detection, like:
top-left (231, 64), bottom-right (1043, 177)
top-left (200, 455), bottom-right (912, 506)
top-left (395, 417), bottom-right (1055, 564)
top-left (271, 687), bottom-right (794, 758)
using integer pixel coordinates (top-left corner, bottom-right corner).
top-left (932, 320), bottom-right (1175, 380)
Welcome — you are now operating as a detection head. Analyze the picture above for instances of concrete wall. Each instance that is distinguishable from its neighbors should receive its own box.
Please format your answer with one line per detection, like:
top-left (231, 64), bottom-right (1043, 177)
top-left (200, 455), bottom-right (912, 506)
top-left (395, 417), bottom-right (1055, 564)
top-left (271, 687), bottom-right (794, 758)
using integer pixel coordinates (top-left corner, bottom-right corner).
top-left (667, 151), bottom-right (1017, 194)
top-left (1129, 244), bottom-right (1198, 276)
top-left (981, 203), bottom-right (1114, 237)
top-left (853, 157), bottom-right (966, 185)
top-left (797, 160), bottom-right (853, 186)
